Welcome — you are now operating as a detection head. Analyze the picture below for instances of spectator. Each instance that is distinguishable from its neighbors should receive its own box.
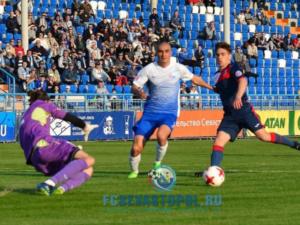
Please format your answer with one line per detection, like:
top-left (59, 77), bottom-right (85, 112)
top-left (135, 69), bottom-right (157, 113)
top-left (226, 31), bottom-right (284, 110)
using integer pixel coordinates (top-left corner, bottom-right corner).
top-left (247, 42), bottom-right (258, 66)
top-left (18, 61), bottom-right (30, 91)
top-left (91, 61), bottom-right (111, 84)
top-left (6, 39), bottom-right (16, 56)
top-left (30, 40), bottom-right (48, 58)
top-left (283, 33), bottom-right (294, 51)
top-left (26, 68), bottom-right (37, 91)
top-left (36, 75), bottom-right (48, 91)
top-left (61, 63), bottom-right (79, 84)
top-left (36, 12), bottom-right (48, 30)
top-left (36, 61), bottom-right (48, 78)
top-left (48, 64), bottom-right (61, 85)
top-left (189, 85), bottom-right (201, 109)
top-left (199, 22), bottom-right (216, 40)
top-left (194, 45), bottom-right (205, 68)
top-left (149, 8), bottom-right (160, 26)
top-left (96, 80), bottom-right (110, 109)
top-left (237, 11), bottom-right (247, 24)
top-left (169, 10), bottom-right (184, 38)
top-left (126, 64), bottom-right (138, 84)
top-left (58, 50), bottom-right (72, 73)
top-left (6, 11), bottom-right (20, 33)
top-left (103, 51), bottom-right (114, 71)
top-left (115, 71), bottom-right (128, 86)
top-left (79, 0), bottom-right (95, 24)
top-left (148, 19), bottom-right (161, 35)
top-left (24, 50), bottom-right (35, 69)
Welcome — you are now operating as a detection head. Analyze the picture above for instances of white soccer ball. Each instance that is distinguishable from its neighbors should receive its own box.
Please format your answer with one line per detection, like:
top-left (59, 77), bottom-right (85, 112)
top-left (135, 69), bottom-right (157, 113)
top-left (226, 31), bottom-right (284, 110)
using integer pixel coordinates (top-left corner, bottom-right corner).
top-left (148, 169), bottom-right (161, 180)
top-left (203, 166), bottom-right (225, 187)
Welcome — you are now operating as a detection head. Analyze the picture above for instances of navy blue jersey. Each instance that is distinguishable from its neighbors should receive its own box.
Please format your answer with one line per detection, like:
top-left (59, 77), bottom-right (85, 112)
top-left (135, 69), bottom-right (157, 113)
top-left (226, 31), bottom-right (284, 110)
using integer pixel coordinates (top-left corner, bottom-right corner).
top-left (215, 63), bottom-right (248, 112)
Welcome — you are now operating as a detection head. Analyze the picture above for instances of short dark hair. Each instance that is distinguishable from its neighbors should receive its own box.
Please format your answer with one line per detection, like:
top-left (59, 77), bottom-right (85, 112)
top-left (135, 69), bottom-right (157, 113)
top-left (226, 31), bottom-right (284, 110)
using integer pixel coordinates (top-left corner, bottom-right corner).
top-left (155, 40), bottom-right (171, 51)
top-left (215, 42), bottom-right (231, 54)
top-left (28, 90), bottom-right (50, 105)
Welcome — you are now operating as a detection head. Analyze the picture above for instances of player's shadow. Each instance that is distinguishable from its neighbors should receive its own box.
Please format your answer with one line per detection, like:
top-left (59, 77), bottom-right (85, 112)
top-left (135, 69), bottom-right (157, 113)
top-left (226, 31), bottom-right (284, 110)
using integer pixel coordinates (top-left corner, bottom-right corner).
top-left (0, 186), bottom-right (36, 196)
top-left (93, 171), bottom-right (149, 177)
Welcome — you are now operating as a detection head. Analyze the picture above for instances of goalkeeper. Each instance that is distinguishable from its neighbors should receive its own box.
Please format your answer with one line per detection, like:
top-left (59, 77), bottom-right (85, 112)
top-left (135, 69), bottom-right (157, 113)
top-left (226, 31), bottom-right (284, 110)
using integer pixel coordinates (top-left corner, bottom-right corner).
top-left (19, 90), bottom-right (98, 195)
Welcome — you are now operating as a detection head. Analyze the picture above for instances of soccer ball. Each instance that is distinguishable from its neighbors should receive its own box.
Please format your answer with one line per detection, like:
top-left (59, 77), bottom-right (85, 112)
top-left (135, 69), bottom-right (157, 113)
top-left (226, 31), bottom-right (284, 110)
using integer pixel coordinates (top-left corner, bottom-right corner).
top-left (203, 166), bottom-right (225, 187)
top-left (148, 169), bottom-right (161, 180)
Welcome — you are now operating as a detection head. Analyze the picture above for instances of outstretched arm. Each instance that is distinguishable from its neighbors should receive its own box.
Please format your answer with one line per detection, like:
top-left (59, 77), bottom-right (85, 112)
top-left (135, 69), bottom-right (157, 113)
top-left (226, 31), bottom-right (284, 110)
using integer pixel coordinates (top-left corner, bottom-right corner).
top-left (191, 75), bottom-right (213, 90)
top-left (63, 113), bottom-right (99, 141)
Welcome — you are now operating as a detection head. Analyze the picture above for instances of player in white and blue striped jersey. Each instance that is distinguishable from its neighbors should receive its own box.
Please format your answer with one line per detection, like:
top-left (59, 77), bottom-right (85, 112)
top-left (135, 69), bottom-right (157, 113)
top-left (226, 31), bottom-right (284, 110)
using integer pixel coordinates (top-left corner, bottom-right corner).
top-left (128, 41), bottom-right (213, 178)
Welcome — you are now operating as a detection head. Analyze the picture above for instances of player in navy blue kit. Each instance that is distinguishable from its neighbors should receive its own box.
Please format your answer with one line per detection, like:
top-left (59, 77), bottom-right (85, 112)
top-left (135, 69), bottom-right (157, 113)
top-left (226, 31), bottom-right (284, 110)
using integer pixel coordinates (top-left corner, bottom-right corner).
top-left (210, 42), bottom-right (300, 166)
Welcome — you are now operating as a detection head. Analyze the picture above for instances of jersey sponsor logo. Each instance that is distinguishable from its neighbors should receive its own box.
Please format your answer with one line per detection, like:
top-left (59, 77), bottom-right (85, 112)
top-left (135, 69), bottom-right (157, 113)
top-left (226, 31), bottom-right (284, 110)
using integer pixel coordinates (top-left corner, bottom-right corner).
top-left (50, 118), bottom-right (71, 136)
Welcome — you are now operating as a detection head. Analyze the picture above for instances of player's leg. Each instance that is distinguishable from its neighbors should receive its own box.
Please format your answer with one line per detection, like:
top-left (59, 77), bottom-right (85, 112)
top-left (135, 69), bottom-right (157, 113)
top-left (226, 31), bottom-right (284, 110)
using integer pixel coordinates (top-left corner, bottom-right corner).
top-left (52, 150), bottom-right (95, 194)
top-left (210, 116), bottom-right (240, 166)
top-left (244, 108), bottom-right (300, 149)
top-left (254, 128), bottom-right (299, 149)
top-left (128, 135), bottom-right (145, 178)
top-left (154, 125), bottom-right (172, 168)
top-left (128, 114), bottom-right (157, 178)
top-left (154, 114), bottom-right (177, 168)
top-left (36, 140), bottom-right (94, 195)
top-left (211, 131), bottom-right (231, 166)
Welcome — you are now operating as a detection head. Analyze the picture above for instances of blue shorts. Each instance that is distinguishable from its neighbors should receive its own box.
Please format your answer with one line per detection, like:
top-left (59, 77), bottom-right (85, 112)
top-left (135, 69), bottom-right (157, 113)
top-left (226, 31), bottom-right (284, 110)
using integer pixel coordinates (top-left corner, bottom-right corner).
top-left (133, 113), bottom-right (177, 140)
top-left (218, 105), bottom-right (264, 141)
top-left (31, 139), bottom-right (80, 176)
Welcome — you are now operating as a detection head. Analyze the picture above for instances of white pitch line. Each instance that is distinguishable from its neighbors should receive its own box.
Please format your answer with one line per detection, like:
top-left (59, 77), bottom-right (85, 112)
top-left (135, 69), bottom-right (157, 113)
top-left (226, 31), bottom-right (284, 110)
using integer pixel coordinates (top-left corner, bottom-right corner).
top-left (226, 169), bottom-right (300, 173)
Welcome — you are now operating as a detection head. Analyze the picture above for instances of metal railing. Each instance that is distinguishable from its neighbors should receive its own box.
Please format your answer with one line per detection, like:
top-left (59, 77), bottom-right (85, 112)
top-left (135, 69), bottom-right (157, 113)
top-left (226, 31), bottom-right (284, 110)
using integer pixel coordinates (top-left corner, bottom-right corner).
top-left (0, 93), bottom-right (299, 113)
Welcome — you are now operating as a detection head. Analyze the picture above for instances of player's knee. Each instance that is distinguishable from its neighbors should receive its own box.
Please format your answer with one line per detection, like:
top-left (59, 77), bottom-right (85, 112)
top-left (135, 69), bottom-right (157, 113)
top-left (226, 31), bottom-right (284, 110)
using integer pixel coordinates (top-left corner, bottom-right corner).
top-left (157, 137), bottom-right (168, 146)
top-left (84, 156), bottom-right (95, 167)
top-left (131, 144), bottom-right (143, 156)
top-left (257, 133), bottom-right (271, 142)
top-left (84, 166), bottom-right (94, 177)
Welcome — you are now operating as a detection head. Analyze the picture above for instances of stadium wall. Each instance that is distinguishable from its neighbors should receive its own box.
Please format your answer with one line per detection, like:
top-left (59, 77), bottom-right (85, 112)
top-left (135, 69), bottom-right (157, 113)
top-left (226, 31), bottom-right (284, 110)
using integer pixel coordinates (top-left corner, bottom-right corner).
top-left (2, 110), bottom-right (300, 142)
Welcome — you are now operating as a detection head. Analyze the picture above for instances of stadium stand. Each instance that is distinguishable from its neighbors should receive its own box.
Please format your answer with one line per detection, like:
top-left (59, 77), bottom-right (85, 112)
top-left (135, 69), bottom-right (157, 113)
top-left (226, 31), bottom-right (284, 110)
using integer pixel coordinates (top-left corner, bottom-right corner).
top-left (0, 0), bottom-right (298, 110)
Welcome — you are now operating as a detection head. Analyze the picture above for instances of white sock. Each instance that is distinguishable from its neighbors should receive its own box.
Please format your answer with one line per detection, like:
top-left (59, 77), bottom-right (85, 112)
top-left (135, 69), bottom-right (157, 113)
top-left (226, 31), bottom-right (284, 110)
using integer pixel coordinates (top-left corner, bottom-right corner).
top-left (44, 179), bottom-right (56, 187)
top-left (155, 142), bottom-right (168, 163)
top-left (129, 154), bottom-right (141, 173)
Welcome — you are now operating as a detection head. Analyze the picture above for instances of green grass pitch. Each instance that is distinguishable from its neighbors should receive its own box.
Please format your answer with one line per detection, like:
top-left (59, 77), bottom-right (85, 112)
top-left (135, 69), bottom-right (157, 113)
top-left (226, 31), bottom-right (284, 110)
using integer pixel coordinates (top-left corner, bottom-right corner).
top-left (1, 139), bottom-right (300, 225)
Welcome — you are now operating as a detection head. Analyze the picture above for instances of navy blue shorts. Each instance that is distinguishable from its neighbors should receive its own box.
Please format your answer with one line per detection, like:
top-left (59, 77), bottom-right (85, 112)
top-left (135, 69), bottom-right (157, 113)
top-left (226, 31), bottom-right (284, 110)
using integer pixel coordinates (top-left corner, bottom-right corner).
top-left (218, 105), bottom-right (264, 141)
top-left (133, 112), bottom-right (177, 140)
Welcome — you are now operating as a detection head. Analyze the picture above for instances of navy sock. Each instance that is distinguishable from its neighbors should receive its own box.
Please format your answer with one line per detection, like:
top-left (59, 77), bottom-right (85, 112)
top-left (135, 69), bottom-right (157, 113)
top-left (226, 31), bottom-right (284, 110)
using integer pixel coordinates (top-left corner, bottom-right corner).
top-left (270, 133), bottom-right (296, 148)
top-left (210, 145), bottom-right (224, 166)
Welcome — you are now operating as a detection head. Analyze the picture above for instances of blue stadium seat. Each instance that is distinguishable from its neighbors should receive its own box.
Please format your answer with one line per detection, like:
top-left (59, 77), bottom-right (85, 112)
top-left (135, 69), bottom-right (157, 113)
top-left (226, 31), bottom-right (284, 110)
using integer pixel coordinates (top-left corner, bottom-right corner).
top-left (78, 85), bottom-right (87, 93)
top-left (60, 84), bottom-right (66, 93)
top-left (123, 85), bottom-right (132, 93)
top-left (293, 60), bottom-right (299, 68)
top-left (81, 74), bottom-right (90, 85)
top-left (106, 84), bottom-right (114, 93)
top-left (271, 59), bottom-right (278, 68)
top-left (264, 59), bottom-right (271, 68)
top-left (285, 51), bottom-right (292, 59)
top-left (114, 85), bottom-right (123, 94)
top-left (70, 85), bottom-right (78, 93)
top-left (87, 84), bottom-right (97, 93)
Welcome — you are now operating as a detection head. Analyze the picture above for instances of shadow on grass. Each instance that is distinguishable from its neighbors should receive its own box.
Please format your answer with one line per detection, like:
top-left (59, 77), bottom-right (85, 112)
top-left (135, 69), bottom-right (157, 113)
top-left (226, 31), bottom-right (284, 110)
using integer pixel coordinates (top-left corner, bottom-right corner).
top-left (0, 186), bottom-right (36, 196)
